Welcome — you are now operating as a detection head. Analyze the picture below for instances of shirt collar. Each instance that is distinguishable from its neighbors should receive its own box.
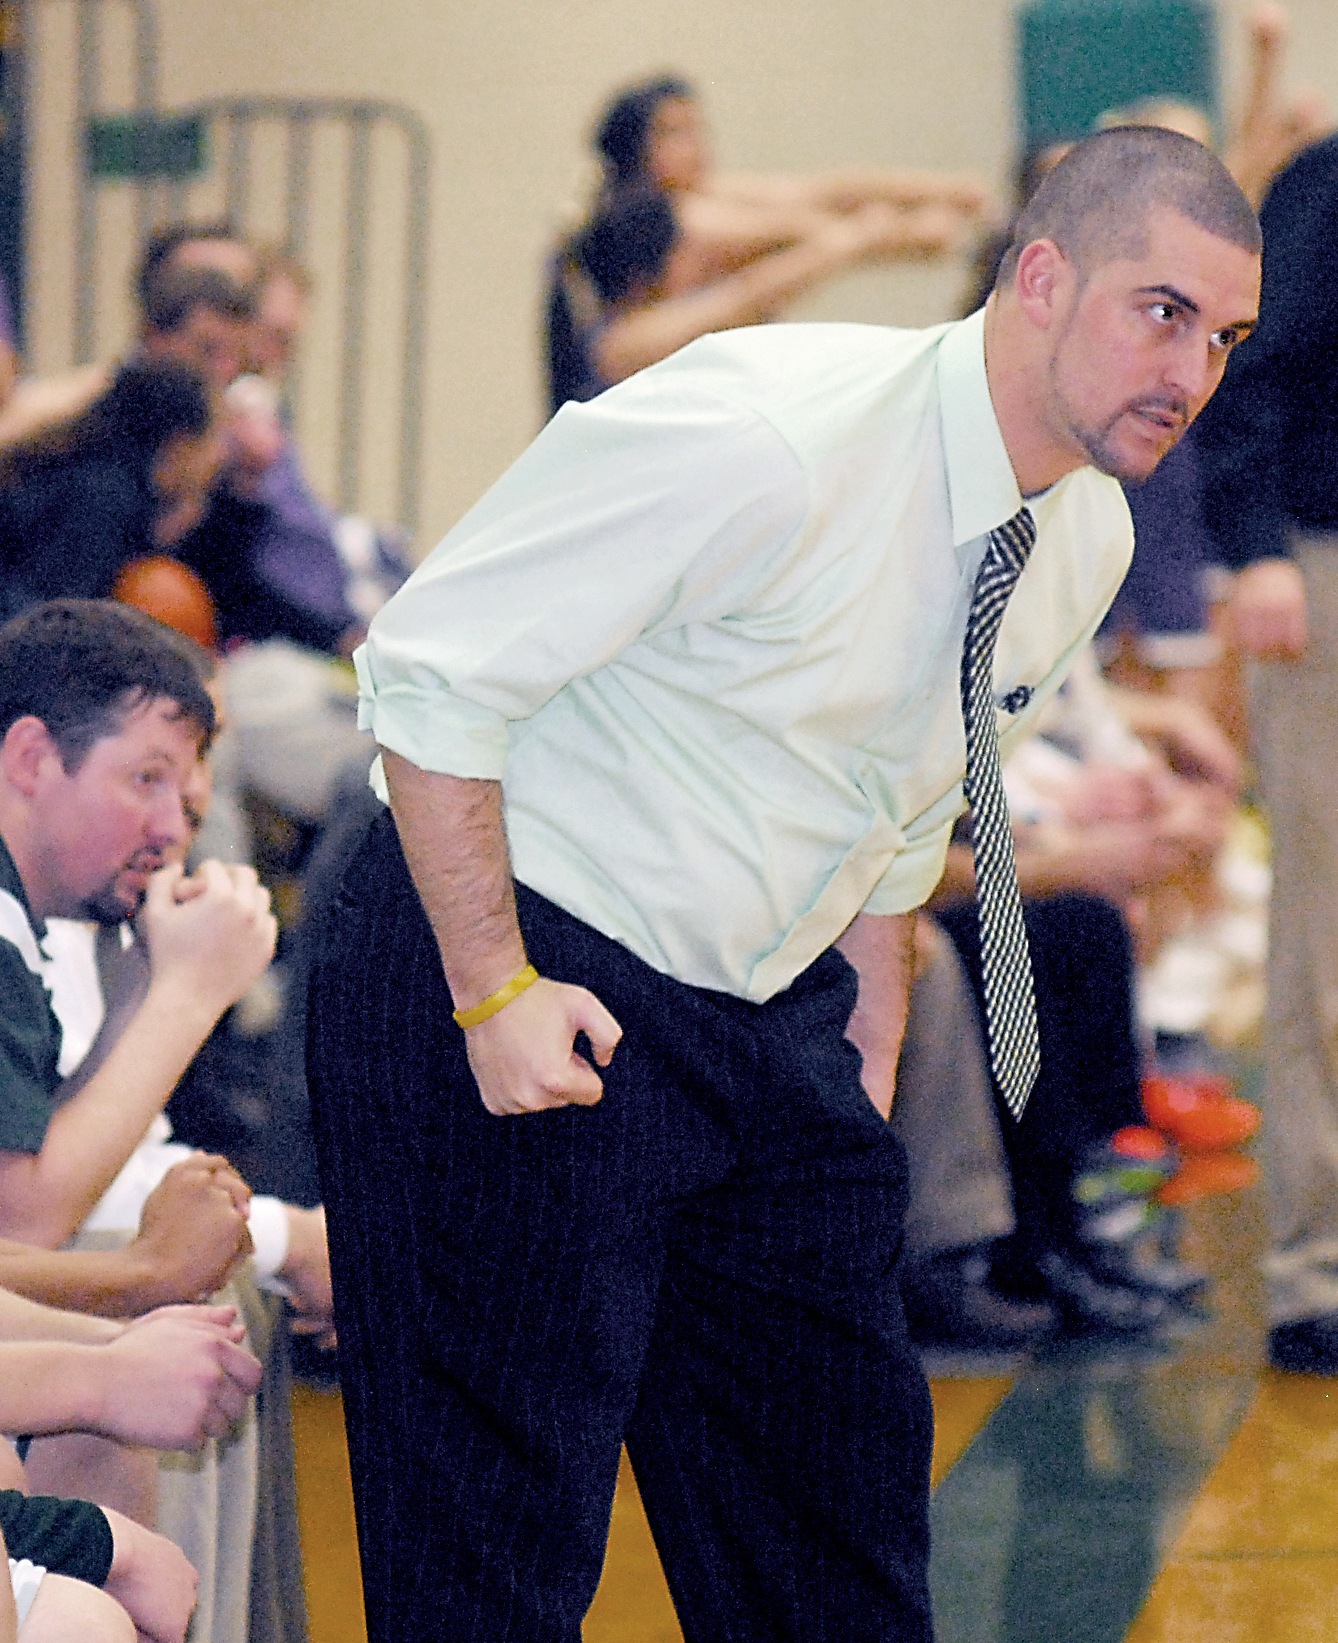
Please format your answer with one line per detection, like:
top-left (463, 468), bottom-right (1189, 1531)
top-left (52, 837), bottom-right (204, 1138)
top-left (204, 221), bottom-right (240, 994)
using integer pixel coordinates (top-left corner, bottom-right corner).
top-left (936, 306), bottom-right (1023, 549)
top-left (0, 833), bottom-right (42, 939)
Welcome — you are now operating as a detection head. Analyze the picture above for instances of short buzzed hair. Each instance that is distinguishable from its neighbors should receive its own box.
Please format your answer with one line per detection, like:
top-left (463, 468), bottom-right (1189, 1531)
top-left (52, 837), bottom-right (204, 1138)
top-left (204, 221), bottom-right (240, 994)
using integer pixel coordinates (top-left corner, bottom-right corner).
top-left (995, 126), bottom-right (1260, 292)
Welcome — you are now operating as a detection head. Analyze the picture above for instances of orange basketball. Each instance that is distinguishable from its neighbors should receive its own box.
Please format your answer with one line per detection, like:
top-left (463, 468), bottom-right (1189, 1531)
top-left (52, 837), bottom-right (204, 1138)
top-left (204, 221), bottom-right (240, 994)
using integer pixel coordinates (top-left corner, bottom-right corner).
top-left (112, 556), bottom-right (218, 649)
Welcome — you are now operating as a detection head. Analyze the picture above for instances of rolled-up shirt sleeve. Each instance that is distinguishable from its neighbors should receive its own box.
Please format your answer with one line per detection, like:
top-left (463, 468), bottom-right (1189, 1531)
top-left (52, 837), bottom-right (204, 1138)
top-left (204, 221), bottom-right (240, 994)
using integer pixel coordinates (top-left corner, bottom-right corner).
top-left (355, 382), bottom-right (807, 782)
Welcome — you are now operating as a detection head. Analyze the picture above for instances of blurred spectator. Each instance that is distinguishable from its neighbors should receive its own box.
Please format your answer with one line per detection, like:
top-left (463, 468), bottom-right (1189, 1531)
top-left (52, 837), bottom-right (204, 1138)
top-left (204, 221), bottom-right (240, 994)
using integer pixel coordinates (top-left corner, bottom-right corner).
top-left (42, 866), bottom-right (328, 1643)
top-left (141, 230), bottom-right (400, 863)
top-left (0, 604), bottom-right (275, 1254)
top-left (0, 599), bottom-right (319, 1640)
top-left (996, 647), bottom-right (1239, 949)
top-left (0, 362), bottom-right (218, 623)
top-left (0, 224), bottom-right (397, 876)
top-left (1222, 1), bottom-right (1329, 209)
top-left (1195, 127), bottom-right (1338, 1376)
top-left (931, 892), bottom-right (1194, 1333)
top-left (139, 264), bottom-right (254, 400)
top-left (893, 917), bottom-right (1054, 1351)
top-left (908, 654), bottom-right (1249, 1337)
top-left (0, 220), bottom-right (407, 667)
top-left (216, 242), bottom-right (410, 647)
top-left (547, 73), bottom-right (990, 411)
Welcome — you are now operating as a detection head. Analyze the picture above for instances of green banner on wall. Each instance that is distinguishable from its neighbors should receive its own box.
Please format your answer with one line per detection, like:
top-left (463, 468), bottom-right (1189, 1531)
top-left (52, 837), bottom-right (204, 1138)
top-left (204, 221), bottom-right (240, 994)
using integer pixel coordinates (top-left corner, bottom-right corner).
top-left (85, 112), bottom-right (207, 180)
top-left (1018, 0), bottom-right (1219, 151)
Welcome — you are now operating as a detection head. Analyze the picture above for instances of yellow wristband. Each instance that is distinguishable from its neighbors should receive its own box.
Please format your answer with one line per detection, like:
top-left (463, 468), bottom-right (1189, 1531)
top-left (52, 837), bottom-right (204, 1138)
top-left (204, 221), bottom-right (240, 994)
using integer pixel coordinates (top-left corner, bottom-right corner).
top-left (452, 964), bottom-right (540, 1030)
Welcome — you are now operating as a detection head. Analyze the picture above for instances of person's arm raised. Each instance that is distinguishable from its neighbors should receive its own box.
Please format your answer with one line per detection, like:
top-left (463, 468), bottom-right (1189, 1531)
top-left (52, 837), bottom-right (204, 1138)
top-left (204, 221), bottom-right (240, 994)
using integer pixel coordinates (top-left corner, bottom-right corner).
top-left (711, 165), bottom-right (990, 218)
top-left (0, 863), bottom-right (275, 1247)
top-left (382, 752), bottom-right (621, 1116)
top-left (594, 205), bottom-right (943, 386)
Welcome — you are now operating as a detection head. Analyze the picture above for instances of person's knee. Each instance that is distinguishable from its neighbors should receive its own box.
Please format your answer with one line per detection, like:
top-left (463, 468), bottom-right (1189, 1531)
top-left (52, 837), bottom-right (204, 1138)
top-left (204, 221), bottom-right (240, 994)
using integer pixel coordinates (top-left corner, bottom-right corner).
top-left (22, 1435), bottom-right (157, 1528)
top-left (20, 1573), bottom-right (136, 1642)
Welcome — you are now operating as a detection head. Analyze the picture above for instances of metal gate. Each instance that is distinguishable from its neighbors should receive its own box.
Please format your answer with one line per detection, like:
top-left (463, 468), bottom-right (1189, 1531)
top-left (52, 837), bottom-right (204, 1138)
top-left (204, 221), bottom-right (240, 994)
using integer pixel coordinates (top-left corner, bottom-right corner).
top-left (21, 0), bottom-right (431, 534)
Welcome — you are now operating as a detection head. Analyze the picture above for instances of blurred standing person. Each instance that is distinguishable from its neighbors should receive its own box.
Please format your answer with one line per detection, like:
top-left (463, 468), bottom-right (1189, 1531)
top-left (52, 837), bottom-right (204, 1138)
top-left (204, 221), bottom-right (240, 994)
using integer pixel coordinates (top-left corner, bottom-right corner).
top-left (1196, 130), bottom-right (1338, 1374)
top-left (547, 74), bottom-right (990, 412)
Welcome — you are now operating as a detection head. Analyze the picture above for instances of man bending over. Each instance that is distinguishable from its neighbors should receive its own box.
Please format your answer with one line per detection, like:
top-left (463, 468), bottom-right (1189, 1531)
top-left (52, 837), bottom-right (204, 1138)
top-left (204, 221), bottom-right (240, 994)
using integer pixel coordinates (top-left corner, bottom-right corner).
top-left (311, 129), bottom-right (1260, 1643)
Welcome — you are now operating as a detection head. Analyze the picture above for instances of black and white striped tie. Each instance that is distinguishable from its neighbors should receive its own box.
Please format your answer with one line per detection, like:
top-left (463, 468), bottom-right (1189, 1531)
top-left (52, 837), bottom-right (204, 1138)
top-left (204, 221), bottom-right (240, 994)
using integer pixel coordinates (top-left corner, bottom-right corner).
top-left (960, 507), bottom-right (1041, 1120)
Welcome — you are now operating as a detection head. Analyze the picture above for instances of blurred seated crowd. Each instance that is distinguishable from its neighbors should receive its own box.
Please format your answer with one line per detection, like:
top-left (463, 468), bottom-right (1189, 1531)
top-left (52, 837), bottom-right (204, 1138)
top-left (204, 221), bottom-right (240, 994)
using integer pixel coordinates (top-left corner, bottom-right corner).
top-left (0, 4), bottom-right (1324, 1637)
top-left (0, 218), bottom-right (399, 1643)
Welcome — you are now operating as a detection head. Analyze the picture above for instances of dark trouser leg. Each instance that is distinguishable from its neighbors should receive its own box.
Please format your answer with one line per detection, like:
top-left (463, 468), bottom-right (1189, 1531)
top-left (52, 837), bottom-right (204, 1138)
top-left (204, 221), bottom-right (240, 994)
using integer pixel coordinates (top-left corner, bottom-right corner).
top-left (309, 812), bottom-right (932, 1642)
top-left (626, 965), bottom-right (933, 1643)
top-left (308, 821), bottom-right (666, 1641)
top-left (308, 818), bottom-right (748, 1642)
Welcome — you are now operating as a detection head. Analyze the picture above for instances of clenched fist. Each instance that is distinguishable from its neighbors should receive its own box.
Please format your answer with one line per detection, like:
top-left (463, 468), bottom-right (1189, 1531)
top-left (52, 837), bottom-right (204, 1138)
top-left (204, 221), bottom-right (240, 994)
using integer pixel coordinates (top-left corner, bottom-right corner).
top-left (139, 860), bottom-right (277, 1021)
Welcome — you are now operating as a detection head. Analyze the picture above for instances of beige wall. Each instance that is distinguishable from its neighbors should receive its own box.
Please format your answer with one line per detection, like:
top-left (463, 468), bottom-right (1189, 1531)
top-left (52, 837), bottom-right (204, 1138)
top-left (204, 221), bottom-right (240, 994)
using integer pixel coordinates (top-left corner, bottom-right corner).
top-left (21, 0), bottom-right (1338, 551)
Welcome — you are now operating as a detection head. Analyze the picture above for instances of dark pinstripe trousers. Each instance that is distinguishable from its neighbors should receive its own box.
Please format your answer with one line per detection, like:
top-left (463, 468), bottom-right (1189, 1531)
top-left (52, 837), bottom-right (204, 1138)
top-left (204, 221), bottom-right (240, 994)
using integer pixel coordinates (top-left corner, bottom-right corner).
top-left (307, 812), bottom-right (934, 1643)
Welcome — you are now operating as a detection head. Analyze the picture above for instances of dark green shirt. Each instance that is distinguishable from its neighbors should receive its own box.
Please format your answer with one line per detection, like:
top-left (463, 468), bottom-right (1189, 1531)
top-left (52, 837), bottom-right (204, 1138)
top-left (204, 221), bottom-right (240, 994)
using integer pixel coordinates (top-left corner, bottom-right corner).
top-left (0, 836), bottom-right (62, 1154)
top-left (0, 1489), bottom-right (113, 1584)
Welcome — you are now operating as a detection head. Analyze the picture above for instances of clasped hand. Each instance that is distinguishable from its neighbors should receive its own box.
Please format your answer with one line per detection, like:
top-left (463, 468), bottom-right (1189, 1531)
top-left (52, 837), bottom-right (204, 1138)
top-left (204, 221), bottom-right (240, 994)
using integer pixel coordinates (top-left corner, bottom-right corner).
top-left (139, 860), bottom-right (278, 1017)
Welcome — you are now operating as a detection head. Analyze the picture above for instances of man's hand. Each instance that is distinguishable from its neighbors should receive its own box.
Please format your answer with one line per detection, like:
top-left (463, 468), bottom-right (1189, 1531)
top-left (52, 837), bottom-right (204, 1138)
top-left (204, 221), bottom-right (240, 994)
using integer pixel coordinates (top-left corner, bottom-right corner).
top-left (222, 374), bottom-right (285, 498)
top-left (91, 1304), bottom-right (262, 1450)
top-left (380, 758), bottom-right (621, 1116)
top-left (1059, 763), bottom-right (1161, 825)
top-left (1134, 697), bottom-right (1242, 793)
top-left (281, 1206), bottom-right (336, 1348)
top-left (131, 1156), bottom-right (253, 1306)
top-left (462, 977), bottom-right (622, 1116)
top-left (101, 1506), bottom-right (199, 1643)
top-left (1230, 558), bottom-right (1308, 659)
top-left (139, 861), bottom-right (277, 1020)
top-left (1027, 819), bottom-right (1183, 904)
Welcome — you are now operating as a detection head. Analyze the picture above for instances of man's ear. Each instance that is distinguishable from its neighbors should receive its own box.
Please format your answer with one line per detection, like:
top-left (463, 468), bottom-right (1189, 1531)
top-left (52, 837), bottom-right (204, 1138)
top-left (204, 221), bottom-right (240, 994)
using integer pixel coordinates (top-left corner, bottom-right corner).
top-left (0, 718), bottom-right (62, 797)
top-left (1012, 239), bottom-right (1073, 330)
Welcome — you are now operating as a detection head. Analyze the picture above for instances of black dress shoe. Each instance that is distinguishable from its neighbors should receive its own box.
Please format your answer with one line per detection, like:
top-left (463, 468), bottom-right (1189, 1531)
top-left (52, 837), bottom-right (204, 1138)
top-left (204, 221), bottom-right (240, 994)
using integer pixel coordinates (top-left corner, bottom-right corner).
top-left (1078, 1234), bottom-right (1209, 1305)
top-left (901, 1245), bottom-right (1056, 1351)
top-left (1269, 1315), bottom-right (1338, 1374)
top-left (1034, 1247), bottom-right (1169, 1335)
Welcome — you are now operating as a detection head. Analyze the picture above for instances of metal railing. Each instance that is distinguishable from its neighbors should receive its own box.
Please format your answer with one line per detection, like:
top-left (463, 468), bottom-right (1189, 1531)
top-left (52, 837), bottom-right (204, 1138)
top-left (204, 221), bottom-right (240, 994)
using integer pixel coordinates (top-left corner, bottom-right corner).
top-left (68, 0), bottom-right (155, 362)
top-left (185, 96), bottom-right (431, 531)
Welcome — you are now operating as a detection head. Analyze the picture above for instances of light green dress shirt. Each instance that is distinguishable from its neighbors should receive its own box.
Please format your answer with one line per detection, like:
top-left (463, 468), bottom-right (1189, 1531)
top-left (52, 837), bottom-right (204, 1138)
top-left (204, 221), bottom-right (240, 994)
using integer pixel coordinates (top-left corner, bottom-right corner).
top-left (355, 308), bottom-right (1133, 1001)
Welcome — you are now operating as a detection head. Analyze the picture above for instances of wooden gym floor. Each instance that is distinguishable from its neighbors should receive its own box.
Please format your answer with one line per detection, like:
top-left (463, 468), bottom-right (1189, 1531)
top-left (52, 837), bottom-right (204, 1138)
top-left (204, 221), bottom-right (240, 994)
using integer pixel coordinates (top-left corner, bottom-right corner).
top-left (291, 1169), bottom-right (1338, 1642)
